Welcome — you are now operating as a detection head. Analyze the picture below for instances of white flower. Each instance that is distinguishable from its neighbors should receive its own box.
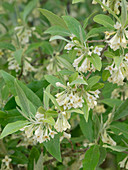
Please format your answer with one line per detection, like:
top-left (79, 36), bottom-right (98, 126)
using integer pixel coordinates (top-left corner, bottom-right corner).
top-left (69, 93), bottom-right (75, 103)
top-left (126, 160), bottom-right (128, 169)
top-left (56, 82), bottom-right (66, 88)
top-left (8, 58), bottom-right (21, 72)
top-left (54, 113), bottom-right (71, 132)
top-left (23, 60), bottom-right (37, 76)
top-left (88, 51), bottom-right (92, 56)
top-left (24, 124), bottom-right (34, 138)
top-left (73, 54), bottom-right (84, 68)
top-left (125, 53), bottom-right (128, 61)
top-left (114, 22), bottom-right (122, 29)
top-left (105, 64), bottom-right (114, 74)
top-left (92, 0), bottom-right (97, 4)
top-left (64, 43), bottom-right (74, 50)
top-left (43, 129), bottom-right (50, 142)
top-left (89, 90), bottom-right (100, 98)
top-left (119, 156), bottom-right (128, 168)
top-left (49, 128), bottom-right (57, 138)
top-left (2, 155), bottom-right (12, 167)
top-left (102, 131), bottom-right (116, 146)
top-left (60, 132), bottom-right (71, 141)
top-left (35, 112), bottom-right (44, 120)
top-left (78, 58), bottom-right (90, 73)
top-left (94, 46), bottom-right (103, 56)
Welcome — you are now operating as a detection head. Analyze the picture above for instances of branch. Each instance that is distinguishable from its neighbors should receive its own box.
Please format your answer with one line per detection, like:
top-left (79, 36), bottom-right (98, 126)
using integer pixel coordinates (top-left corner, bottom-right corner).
top-left (87, 39), bottom-right (106, 43)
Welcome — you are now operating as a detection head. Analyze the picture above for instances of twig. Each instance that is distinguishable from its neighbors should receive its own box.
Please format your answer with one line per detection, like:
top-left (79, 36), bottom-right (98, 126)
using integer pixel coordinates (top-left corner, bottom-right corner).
top-left (86, 70), bottom-right (92, 79)
top-left (87, 39), bottom-right (106, 43)
top-left (100, 44), bottom-right (109, 58)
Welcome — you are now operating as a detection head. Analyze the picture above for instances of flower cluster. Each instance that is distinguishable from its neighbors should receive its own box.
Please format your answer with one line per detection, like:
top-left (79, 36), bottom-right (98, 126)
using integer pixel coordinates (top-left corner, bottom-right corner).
top-left (7, 55), bottom-right (37, 76)
top-left (64, 35), bottom-right (102, 73)
top-left (85, 90), bottom-right (100, 111)
top-left (56, 82), bottom-right (84, 110)
top-left (105, 54), bottom-right (128, 85)
top-left (14, 26), bottom-right (35, 45)
top-left (111, 85), bottom-right (128, 100)
top-left (20, 111), bottom-right (57, 143)
top-left (92, 0), bottom-right (122, 15)
top-left (105, 22), bottom-right (128, 51)
top-left (56, 82), bottom-right (100, 113)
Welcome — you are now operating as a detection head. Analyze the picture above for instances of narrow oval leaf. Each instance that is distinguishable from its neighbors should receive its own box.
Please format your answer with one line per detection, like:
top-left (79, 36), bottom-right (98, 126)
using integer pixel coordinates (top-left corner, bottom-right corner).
top-left (62, 16), bottom-right (85, 41)
top-left (83, 145), bottom-right (100, 170)
top-left (0, 120), bottom-right (28, 139)
top-left (93, 14), bottom-right (114, 29)
top-left (39, 9), bottom-right (67, 29)
top-left (88, 54), bottom-right (102, 71)
top-left (43, 134), bottom-right (62, 162)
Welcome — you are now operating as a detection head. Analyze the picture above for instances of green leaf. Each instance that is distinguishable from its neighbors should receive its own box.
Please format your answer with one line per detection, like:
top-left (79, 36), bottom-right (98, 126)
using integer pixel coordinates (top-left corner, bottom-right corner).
top-left (98, 147), bottom-right (106, 166)
top-left (70, 78), bottom-right (88, 86)
top-left (114, 56), bottom-right (123, 68)
top-left (59, 69), bottom-right (74, 75)
top-left (22, 0), bottom-right (38, 22)
top-left (87, 76), bottom-right (101, 90)
top-left (121, 0), bottom-right (127, 26)
top-left (45, 110), bottom-right (58, 118)
top-left (44, 26), bottom-right (71, 36)
top-left (114, 99), bottom-right (128, 120)
top-left (110, 122), bottom-right (128, 139)
top-left (1, 71), bottom-right (42, 109)
top-left (13, 49), bottom-right (23, 65)
top-left (104, 51), bottom-right (115, 58)
top-left (39, 8), bottom-right (67, 28)
top-left (95, 0), bottom-right (120, 23)
top-left (69, 72), bottom-right (78, 83)
top-left (0, 120), bottom-right (28, 139)
top-left (79, 115), bottom-right (94, 142)
top-left (83, 145), bottom-right (100, 170)
top-left (86, 27), bottom-right (109, 39)
top-left (45, 75), bottom-right (63, 88)
top-left (0, 42), bottom-right (15, 51)
top-left (15, 80), bottom-right (31, 116)
top-left (83, 102), bottom-right (89, 122)
top-left (43, 85), bottom-right (50, 110)
top-left (67, 109), bottom-right (84, 114)
top-left (88, 53), bottom-right (102, 71)
top-left (34, 152), bottom-right (43, 170)
top-left (50, 35), bottom-right (71, 43)
top-left (93, 14), bottom-right (114, 29)
top-left (57, 56), bottom-right (75, 72)
top-left (103, 145), bottom-right (128, 152)
top-left (43, 117), bottom-right (55, 126)
top-left (100, 99), bottom-right (123, 108)
top-left (62, 16), bottom-right (85, 41)
top-left (83, 11), bottom-right (97, 29)
top-left (91, 83), bottom-right (104, 91)
top-left (44, 91), bottom-right (62, 111)
top-left (72, 0), bottom-right (84, 4)
top-left (28, 146), bottom-right (40, 170)
top-left (43, 134), bottom-right (61, 162)
top-left (102, 70), bottom-right (111, 81)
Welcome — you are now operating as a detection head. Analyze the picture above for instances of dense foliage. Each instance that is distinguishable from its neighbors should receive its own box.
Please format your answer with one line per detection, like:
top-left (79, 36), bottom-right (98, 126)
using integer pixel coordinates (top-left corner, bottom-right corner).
top-left (0, 0), bottom-right (128, 169)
